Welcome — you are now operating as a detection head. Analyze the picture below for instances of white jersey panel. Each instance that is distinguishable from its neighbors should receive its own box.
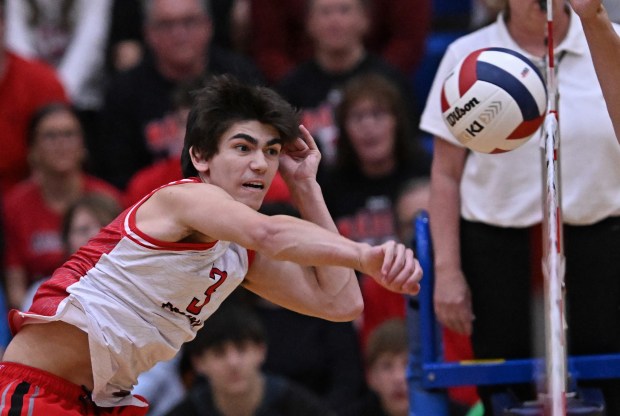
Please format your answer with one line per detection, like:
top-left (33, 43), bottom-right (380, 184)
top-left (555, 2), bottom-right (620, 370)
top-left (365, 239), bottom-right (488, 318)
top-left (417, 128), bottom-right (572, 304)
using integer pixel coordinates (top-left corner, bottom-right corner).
top-left (11, 178), bottom-right (252, 407)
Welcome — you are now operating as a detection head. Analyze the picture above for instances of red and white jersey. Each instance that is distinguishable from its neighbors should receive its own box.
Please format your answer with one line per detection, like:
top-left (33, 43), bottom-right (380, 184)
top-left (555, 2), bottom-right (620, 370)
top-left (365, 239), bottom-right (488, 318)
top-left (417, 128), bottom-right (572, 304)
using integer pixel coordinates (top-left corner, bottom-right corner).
top-left (9, 178), bottom-right (255, 407)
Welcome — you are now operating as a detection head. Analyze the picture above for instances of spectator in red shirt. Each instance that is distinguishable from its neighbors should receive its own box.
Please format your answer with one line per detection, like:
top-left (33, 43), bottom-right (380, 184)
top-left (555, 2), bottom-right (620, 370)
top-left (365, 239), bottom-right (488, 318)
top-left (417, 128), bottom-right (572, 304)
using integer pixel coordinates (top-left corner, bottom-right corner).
top-left (0, 0), bottom-right (68, 193)
top-left (2, 102), bottom-right (121, 309)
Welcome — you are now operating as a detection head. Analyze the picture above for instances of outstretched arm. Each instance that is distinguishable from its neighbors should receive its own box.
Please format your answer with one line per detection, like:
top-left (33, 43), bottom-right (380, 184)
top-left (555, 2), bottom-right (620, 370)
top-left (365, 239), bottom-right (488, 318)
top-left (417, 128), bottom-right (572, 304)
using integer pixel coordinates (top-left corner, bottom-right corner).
top-left (242, 126), bottom-right (421, 321)
top-left (150, 184), bottom-right (421, 321)
top-left (136, 128), bottom-right (422, 321)
top-left (571, 0), bottom-right (620, 143)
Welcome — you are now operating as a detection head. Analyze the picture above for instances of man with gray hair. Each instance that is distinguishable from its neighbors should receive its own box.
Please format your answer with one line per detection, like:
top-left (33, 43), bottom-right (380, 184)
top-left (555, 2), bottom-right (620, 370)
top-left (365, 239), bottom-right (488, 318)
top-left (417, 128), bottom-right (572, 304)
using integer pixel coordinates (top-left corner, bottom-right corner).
top-left (95, 0), bottom-right (264, 190)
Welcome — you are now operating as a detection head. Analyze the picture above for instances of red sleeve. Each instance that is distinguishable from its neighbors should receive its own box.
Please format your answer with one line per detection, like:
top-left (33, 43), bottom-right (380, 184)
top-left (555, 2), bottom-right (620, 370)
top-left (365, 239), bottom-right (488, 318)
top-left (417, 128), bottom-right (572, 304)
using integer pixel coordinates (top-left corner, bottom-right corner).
top-left (30, 64), bottom-right (68, 107)
top-left (0, 54), bottom-right (68, 192)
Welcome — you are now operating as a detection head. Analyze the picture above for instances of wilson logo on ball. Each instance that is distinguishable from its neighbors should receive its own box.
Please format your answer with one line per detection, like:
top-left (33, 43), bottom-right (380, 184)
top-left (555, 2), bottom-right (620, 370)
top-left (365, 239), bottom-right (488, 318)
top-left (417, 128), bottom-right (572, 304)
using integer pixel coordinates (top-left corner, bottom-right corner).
top-left (446, 97), bottom-right (481, 126)
top-left (441, 47), bottom-right (547, 154)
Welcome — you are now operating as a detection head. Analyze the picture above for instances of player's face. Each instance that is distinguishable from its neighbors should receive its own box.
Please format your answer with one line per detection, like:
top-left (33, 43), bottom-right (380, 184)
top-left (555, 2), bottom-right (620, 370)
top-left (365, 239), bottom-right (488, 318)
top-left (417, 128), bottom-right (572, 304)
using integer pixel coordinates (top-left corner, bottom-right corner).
top-left (194, 341), bottom-right (266, 396)
top-left (202, 120), bottom-right (282, 210)
top-left (344, 98), bottom-right (397, 170)
top-left (366, 351), bottom-right (409, 415)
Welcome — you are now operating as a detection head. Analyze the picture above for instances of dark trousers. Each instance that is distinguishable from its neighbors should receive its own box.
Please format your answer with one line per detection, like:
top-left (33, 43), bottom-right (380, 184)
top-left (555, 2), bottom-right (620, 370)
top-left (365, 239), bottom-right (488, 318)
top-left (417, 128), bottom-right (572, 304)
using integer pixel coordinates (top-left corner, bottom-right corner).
top-left (460, 217), bottom-right (620, 415)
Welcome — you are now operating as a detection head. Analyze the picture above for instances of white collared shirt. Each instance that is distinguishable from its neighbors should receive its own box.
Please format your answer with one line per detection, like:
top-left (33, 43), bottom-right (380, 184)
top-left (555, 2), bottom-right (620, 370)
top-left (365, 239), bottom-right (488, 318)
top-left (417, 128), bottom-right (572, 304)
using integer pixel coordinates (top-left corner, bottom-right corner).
top-left (420, 9), bottom-right (620, 226)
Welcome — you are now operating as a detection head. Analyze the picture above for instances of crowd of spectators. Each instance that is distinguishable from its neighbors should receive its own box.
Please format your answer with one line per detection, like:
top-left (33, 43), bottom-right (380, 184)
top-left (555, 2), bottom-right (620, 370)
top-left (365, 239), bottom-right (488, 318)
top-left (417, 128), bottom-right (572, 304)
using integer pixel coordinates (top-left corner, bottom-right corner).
top-left (0, 0), bottom-right (432, 412)
top-left (12, 0), bottom-right (610, 415)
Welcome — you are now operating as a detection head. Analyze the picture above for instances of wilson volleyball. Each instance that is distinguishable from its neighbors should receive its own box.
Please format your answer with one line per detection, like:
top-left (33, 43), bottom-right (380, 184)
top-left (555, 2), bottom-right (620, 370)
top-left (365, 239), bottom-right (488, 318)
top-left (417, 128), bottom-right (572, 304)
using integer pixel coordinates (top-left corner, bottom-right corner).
top-left (441, 47), bottom-right (547, 154)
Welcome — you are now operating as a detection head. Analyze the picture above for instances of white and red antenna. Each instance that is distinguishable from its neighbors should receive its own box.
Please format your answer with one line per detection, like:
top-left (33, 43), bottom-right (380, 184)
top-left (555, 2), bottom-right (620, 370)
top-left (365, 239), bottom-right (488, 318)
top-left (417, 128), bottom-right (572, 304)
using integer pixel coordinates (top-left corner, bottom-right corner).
top-left (540, 0), bottom-right (567, 414)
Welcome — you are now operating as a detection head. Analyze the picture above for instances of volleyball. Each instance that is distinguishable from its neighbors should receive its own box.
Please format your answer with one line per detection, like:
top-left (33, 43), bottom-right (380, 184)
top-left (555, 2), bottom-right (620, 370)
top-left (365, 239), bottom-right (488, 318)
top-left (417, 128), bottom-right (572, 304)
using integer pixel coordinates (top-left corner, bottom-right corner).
top-left (441, 47), bottom-right (547, 154)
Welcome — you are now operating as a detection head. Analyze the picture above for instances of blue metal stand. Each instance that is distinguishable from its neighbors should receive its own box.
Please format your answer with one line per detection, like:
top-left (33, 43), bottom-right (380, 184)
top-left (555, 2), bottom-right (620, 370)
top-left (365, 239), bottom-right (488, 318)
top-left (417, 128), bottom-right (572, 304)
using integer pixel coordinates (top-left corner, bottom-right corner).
top-left (407, 211), bottom-right (620, 415)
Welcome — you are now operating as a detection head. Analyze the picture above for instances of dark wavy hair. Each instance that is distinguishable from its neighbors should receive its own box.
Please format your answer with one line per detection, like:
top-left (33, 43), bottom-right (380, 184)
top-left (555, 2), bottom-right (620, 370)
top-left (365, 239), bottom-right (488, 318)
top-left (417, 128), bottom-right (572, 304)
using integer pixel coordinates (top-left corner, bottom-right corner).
top-left (181, 75), bottom-right (300, 178)
top-left (334, 73), bottom-right (425, 173)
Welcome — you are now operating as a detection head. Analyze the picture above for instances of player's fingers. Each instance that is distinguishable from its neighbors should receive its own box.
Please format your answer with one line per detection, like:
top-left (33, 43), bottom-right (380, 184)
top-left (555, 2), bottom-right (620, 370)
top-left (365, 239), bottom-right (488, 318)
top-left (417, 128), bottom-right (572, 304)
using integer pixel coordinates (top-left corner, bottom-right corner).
top-left (386, 249), bottom-right (420, 294)
top-left (384, 243), bottom-right (407, 279)
top-left (299, 124), bottom-right (319, 150)
top-left (401, 256), bottom-right (422, 294)
top-left (399, 249), bottom-right (422, 295)
top-left (380, 241), bottom-right (397, 278)
top-left (287, 137), bottom-right (307, 152)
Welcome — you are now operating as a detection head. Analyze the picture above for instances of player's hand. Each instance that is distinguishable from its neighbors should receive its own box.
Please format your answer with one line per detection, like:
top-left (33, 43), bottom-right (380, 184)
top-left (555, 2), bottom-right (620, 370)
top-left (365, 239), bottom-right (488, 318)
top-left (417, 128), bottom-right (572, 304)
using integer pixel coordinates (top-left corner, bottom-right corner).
top-left (279, 125), bottom-right (321, 184)
top-left (569, 0), bottom-right (603, 19)
top-left (433, 268), bottom-right (474, 335)
top-left (361, 241), bottom-right (422, 295)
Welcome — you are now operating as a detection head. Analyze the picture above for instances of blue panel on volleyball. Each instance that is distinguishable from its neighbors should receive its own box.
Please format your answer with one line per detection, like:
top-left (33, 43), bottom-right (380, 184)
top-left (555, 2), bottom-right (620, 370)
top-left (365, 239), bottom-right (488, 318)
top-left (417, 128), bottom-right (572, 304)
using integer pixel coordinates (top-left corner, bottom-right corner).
top-left (484, 47), bottom-right (545, 85)
top-left (476, 61), bottom-right (541, 121)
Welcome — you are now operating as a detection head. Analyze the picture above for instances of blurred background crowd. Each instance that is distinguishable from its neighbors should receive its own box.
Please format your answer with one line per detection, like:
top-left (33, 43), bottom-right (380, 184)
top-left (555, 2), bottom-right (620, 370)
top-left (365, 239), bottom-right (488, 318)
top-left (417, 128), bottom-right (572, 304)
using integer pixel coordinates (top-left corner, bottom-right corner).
top-left (1, 0), bottom-right (618, 415)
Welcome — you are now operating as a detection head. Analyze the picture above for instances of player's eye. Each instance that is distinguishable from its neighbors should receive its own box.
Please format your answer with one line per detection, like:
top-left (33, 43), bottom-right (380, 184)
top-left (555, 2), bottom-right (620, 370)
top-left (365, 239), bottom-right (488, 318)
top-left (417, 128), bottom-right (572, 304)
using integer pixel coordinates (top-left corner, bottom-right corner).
top-left (266, 147), bottom-right (281, 156)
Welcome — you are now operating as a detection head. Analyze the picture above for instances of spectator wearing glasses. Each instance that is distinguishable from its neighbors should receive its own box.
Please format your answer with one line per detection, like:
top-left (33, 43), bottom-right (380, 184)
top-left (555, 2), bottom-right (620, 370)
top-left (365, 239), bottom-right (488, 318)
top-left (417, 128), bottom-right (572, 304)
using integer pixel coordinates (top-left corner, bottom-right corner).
top-left (95, 0), bottom-right (263, 190)
top-left (2, 102), bottom-right (121, 310)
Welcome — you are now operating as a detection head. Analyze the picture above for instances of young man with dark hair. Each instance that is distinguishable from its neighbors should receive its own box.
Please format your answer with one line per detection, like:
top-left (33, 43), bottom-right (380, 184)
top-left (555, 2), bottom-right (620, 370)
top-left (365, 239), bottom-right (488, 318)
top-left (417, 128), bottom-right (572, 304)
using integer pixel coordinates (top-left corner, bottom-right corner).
top-left (166, 302), bottom-right (336, 416)
top-left (0, 75), bottom-right (422, 415)
top-left (341, 319), bottom-right (409, 416)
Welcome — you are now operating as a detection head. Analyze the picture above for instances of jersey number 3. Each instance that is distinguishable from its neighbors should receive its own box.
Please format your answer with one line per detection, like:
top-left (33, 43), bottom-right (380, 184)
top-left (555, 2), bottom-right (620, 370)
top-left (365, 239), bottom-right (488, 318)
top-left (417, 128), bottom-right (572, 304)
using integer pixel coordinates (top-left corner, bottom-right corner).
top-left (186, 268), bottom-right (228, 315)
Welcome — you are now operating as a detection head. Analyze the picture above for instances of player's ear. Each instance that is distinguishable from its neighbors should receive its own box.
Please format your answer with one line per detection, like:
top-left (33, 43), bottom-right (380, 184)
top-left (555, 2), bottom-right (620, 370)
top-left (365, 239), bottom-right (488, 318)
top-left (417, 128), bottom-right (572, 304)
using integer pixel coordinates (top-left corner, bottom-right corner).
top-left (189, 145), bottom-right (209, 173)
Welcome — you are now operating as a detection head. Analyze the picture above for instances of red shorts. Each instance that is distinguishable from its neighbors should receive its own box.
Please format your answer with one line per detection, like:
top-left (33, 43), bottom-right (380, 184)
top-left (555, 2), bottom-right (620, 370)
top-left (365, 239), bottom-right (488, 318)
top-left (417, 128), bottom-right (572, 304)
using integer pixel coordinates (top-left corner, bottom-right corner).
top-left (0, 362), bottom-right (149, 415)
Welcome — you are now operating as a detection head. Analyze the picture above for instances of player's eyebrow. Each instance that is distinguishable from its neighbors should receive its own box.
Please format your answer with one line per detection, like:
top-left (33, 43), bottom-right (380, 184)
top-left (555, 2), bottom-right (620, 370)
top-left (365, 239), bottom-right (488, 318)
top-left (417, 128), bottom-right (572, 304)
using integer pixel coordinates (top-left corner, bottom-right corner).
top-left (231, 133), bottom-right (282, 147)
